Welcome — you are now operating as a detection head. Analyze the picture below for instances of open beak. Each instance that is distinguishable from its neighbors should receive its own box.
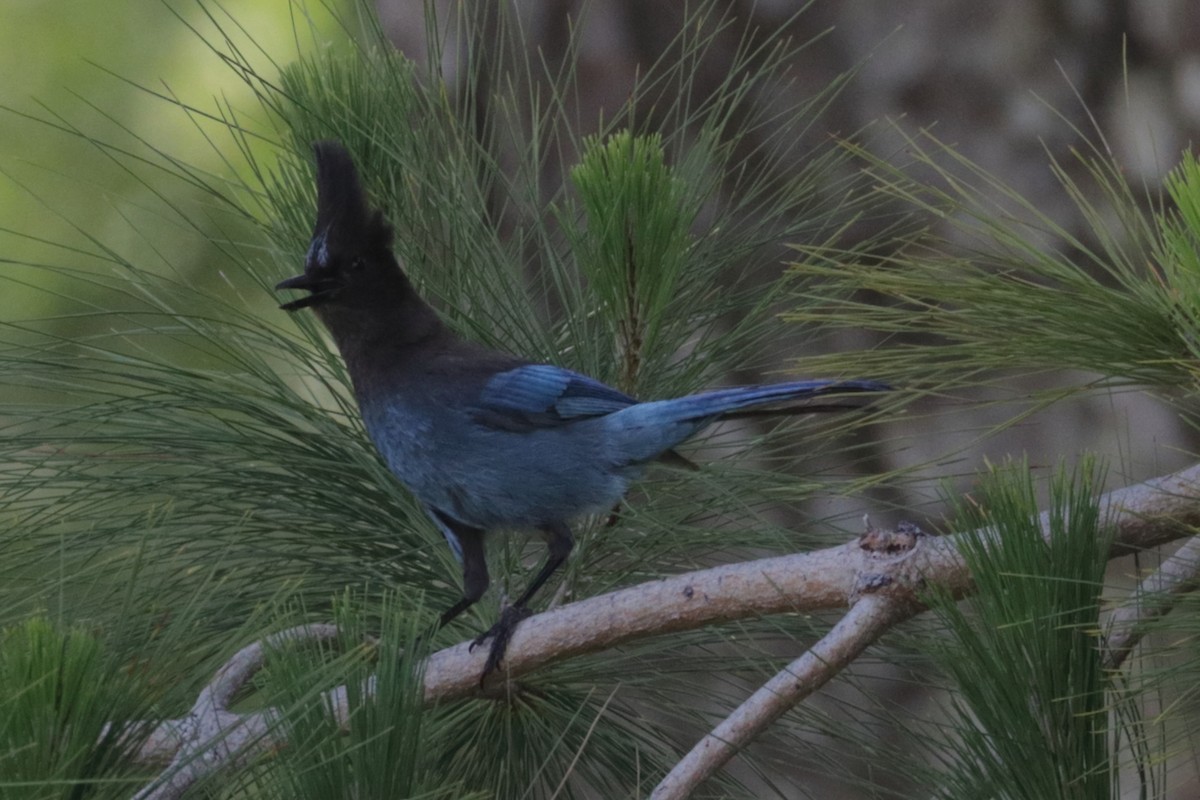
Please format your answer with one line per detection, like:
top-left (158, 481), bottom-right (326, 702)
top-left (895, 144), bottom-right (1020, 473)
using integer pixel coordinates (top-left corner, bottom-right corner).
top-left (275, 273), bottom-right (337, 312)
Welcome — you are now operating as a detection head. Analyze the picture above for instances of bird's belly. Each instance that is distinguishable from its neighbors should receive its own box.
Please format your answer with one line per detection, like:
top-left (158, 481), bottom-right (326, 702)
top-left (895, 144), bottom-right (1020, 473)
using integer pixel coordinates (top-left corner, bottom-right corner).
top-left (365, 409), bottom-right (628, 529)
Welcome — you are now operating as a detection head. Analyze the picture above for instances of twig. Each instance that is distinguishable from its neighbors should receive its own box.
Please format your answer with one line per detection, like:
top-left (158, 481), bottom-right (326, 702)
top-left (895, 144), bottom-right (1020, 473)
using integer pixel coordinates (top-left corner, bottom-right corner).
top-left (650, 592), bottom-right (913, 800)
top-left (1104, 534), bottom-right (1200, 669)
top-left (131, 624), bottom-right (343, 800)
top-left (127, 462), bottom-right (1200, 798)
top-left (649, 520), bottom-right (927, 799)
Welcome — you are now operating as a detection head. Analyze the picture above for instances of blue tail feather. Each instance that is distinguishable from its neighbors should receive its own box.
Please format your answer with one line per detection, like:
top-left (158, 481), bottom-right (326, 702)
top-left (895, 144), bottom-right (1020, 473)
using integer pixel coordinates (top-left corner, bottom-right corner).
top-left (605, 379), bottom-right (888, 465)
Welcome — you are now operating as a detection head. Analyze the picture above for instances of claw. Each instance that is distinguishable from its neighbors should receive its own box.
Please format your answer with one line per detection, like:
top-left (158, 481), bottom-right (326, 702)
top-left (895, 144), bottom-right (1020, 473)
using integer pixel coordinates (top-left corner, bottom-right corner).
top-left (471, 604), bottom-right (533, 685)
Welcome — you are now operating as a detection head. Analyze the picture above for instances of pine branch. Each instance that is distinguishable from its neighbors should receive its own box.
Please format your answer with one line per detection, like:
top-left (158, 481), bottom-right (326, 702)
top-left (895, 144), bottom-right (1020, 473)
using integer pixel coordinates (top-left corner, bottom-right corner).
top-left (651, 591), bottom-right (912, 800)
top-left (1103, 534), bottom-right (1200, 669)
top-left (129, 624), bottom-right (345, 800)
top-left (125, 461), bottom-right (1200, 798)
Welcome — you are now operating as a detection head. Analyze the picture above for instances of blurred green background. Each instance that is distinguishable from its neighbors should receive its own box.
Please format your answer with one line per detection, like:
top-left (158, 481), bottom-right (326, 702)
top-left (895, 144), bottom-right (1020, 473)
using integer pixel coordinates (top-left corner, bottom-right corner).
top-left (0, 1), bottom-right (348, 323)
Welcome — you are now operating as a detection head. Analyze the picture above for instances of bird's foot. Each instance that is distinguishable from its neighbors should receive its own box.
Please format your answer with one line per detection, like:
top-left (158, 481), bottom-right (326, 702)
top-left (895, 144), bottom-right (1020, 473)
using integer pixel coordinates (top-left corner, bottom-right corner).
top-left (470, 604), bottom-right (533, 683)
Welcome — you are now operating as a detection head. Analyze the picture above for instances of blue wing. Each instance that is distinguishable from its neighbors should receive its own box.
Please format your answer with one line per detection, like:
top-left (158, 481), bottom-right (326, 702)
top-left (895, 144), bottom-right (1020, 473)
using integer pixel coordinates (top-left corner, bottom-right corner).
top-left (472, 364), bottom-right (636, 430)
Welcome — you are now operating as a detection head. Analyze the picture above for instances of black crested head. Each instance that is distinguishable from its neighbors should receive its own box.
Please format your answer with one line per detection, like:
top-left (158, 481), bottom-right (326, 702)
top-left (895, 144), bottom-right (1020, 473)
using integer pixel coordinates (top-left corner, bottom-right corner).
top-left (275, 141), bottom-right (406, 314)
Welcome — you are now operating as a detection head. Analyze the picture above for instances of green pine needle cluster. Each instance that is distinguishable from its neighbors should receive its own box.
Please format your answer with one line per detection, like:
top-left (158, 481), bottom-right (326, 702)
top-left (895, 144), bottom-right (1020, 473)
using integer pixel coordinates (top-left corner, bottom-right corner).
top-left (789, 129), bottom-right (1200, 403)
top-left (568, 129), bottom-right (698, 394)
top-left (0, 618), bottom-right (152, 798)
top-left (927, 460), bottom-right (1112, 798)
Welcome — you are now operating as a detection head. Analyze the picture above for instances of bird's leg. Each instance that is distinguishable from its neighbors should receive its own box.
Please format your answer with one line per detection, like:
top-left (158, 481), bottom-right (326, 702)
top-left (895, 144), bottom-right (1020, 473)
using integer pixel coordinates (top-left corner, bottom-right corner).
top-left (473, 521), bottom-right (574, 680)
top-left (432, 515), bottom-right (489, 629)
top-left (511, 522), bottom-right (575, 609)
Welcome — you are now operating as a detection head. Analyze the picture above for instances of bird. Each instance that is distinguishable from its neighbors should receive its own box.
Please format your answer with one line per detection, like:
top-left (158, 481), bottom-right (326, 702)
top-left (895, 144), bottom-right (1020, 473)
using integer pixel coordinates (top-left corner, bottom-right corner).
top-left (276, 140), bottom-right (889, 681)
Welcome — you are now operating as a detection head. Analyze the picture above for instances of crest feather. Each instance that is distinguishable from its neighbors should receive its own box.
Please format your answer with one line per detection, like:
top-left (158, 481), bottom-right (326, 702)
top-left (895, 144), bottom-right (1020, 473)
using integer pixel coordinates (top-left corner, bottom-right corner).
top-left (311, 141), bottom-right (393, 254)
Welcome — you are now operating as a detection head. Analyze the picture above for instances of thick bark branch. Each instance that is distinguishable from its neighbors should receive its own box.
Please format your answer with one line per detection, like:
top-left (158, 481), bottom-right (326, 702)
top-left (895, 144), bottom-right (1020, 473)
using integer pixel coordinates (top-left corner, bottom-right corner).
top-left (128, 461), bottom-right (1200, 798)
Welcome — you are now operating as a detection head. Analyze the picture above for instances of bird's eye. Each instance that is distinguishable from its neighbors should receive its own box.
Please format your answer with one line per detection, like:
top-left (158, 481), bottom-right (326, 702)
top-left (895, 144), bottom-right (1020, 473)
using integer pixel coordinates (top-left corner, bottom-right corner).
top-left (348, 257), bottom-right (365, 272)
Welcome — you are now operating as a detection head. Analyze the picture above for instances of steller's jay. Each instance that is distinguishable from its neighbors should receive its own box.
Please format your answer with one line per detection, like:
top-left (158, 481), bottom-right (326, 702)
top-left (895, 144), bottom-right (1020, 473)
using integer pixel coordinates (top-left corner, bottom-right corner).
top-left (276, 140), bottom-right (889, 679)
